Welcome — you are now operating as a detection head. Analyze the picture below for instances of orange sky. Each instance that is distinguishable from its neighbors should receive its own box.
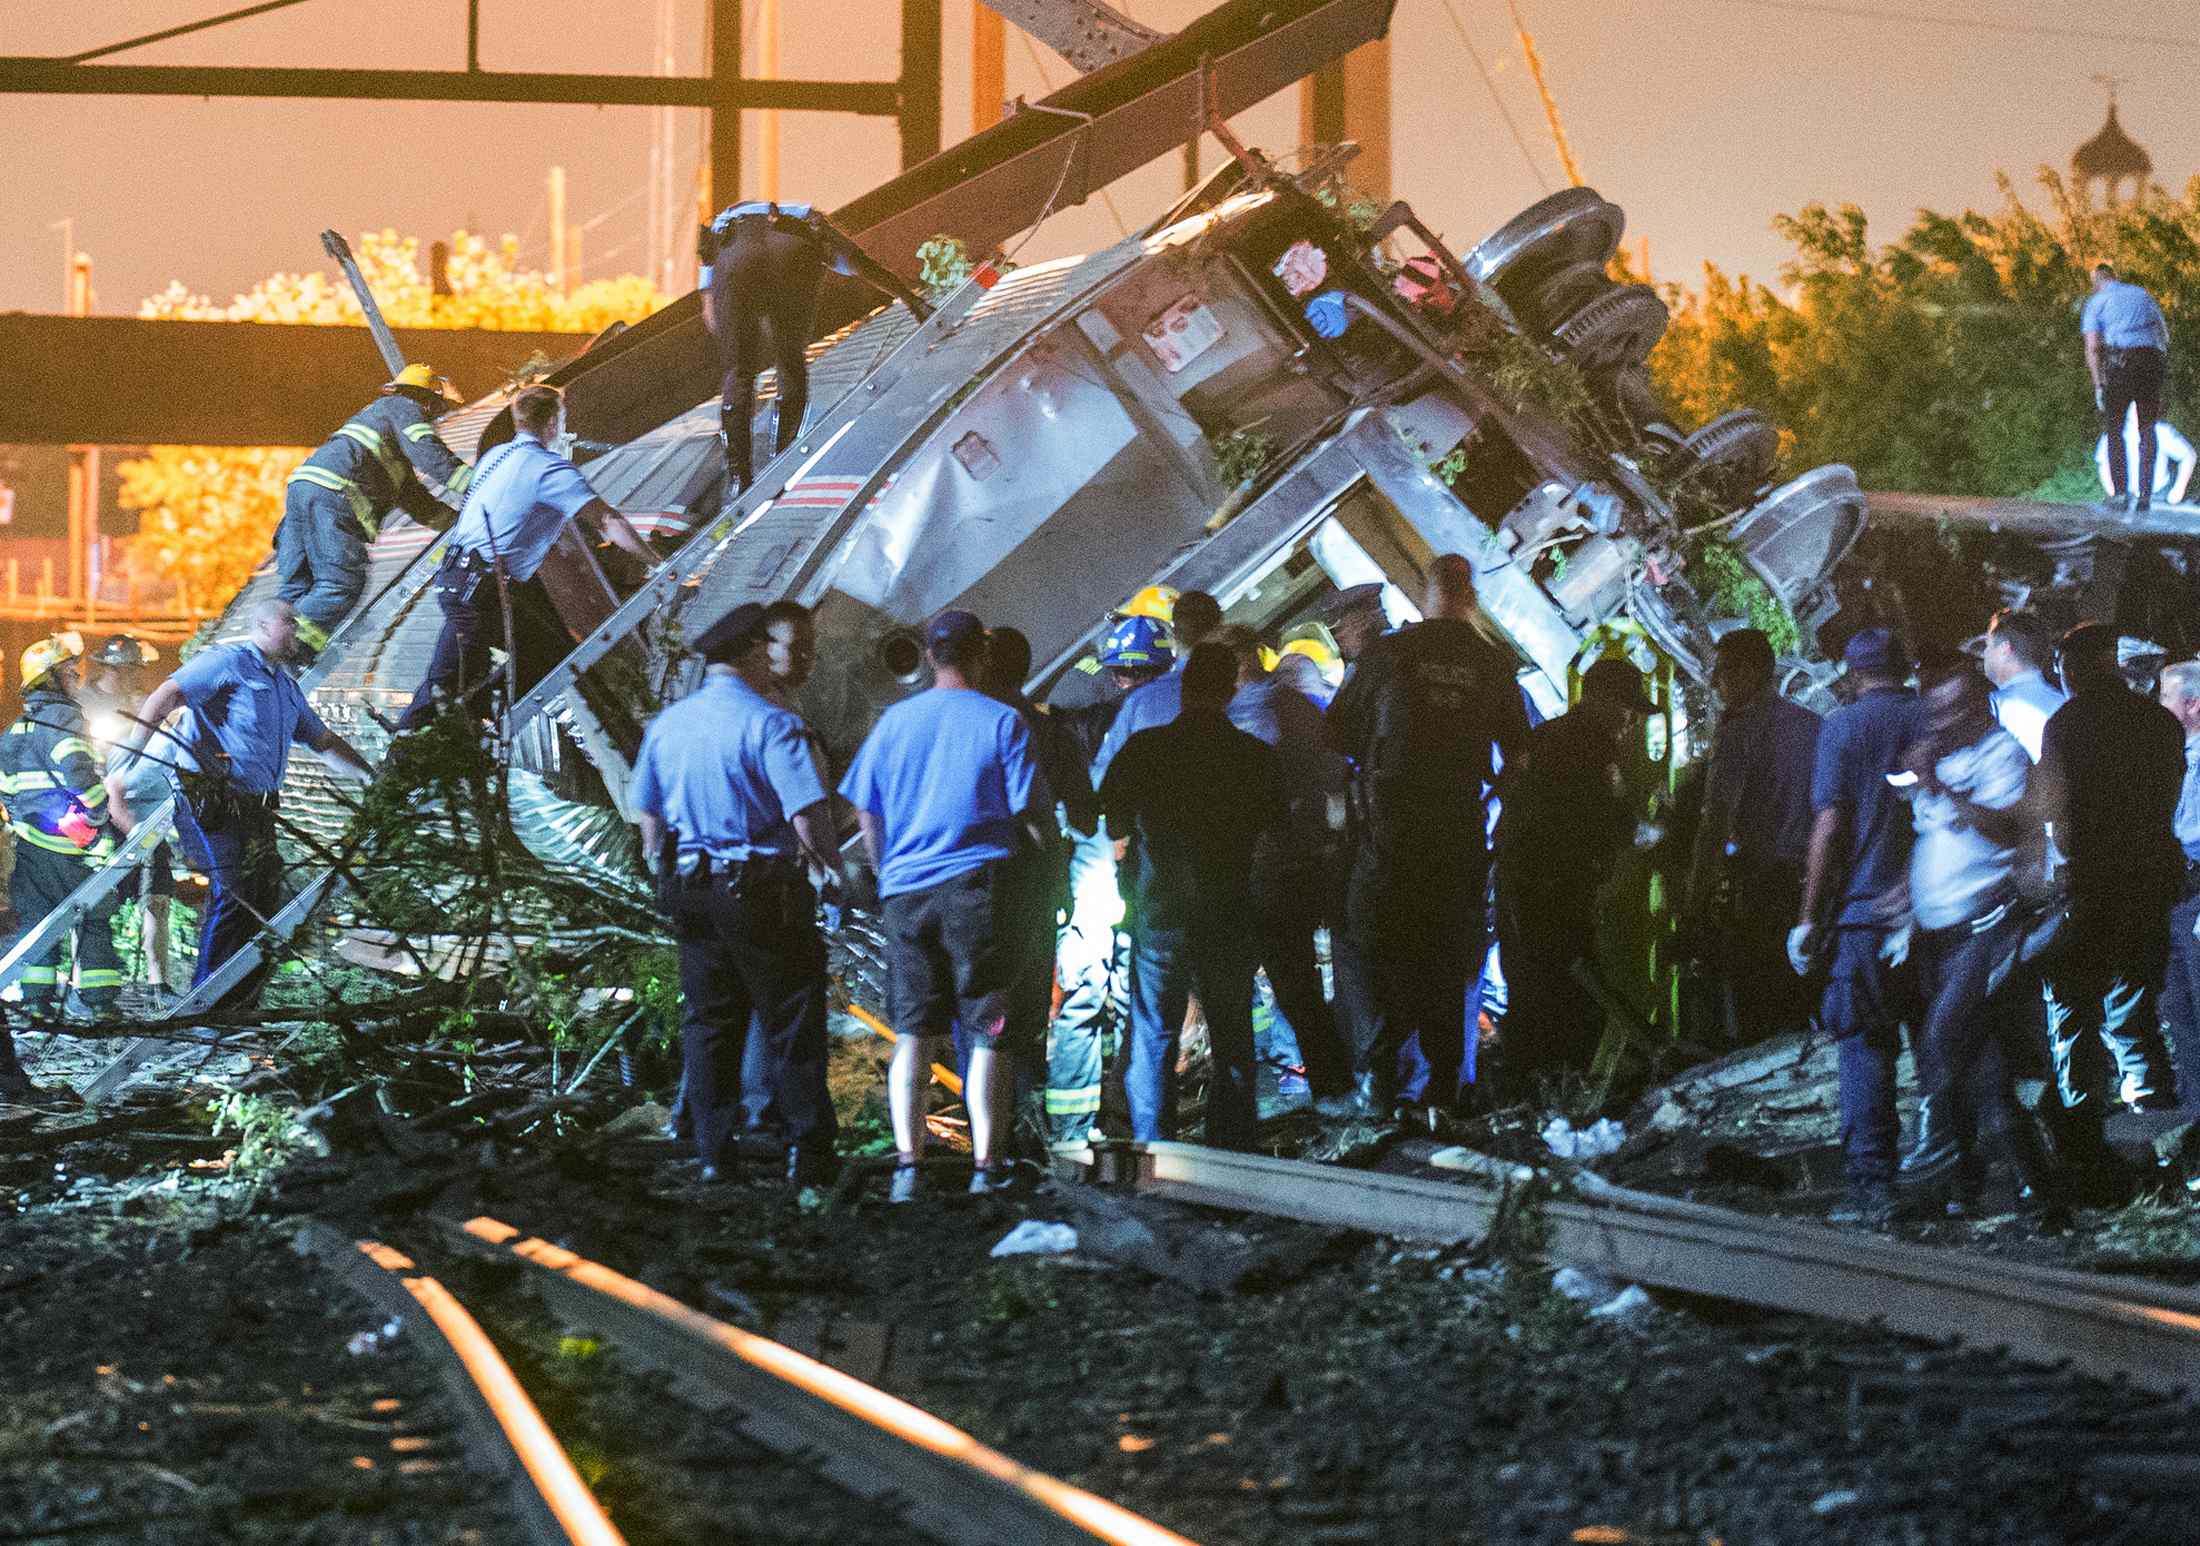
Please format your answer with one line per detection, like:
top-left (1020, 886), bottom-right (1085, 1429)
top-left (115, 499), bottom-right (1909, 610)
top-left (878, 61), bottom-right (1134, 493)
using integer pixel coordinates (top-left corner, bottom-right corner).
top-left (0, 1), bottom-right (2192, 315)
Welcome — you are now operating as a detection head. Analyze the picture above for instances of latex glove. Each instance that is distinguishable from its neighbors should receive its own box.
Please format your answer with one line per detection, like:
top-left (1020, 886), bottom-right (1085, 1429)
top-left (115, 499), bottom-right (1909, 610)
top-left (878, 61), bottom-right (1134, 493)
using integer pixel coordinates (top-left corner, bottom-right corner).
top-left (1786, 923), bottom-right (1823, 977)
top-left (1879, 923), bottom-right (1912, 968)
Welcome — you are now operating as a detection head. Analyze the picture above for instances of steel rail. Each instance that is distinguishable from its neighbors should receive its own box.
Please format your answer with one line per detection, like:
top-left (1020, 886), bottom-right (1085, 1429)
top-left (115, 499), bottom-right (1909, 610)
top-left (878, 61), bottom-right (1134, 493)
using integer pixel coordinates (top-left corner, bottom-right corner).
top-left (440, 1214), bottom-right (1200, 1546)
top-left (1078, 1141), bottom-right (2200, 1398)
top-left (293, 1223), bottom-right (627, 1546)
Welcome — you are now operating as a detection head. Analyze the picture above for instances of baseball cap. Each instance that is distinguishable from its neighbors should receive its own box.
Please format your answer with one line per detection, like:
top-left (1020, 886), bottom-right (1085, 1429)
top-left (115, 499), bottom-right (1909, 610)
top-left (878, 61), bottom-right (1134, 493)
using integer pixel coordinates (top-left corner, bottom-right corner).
top-left (925, 609), bottom-right (986, 656)
top-left (692, 602), bottom-right (769, 660)
top-left (1842, 627), bottom-right (1903, 676)
top-left (1580, 657), bottom-right (1656, 714)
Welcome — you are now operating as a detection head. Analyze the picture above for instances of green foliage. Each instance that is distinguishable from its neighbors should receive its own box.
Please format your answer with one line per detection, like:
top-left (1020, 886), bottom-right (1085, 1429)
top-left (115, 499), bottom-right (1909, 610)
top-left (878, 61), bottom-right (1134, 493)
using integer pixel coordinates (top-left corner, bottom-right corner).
top-left (916, 235), bottom-right (974, 301)
top-left (1212, 426), bottom-right (1279, 488)
top-left (1651, 171), bottom-right (2200, 497)
top-left (209, 1092), bottom-right (308, 1175)
top-left (1688, 539), bottom-right (1801, 655)
top-left (1311, 183), bottom-right (1385, 238)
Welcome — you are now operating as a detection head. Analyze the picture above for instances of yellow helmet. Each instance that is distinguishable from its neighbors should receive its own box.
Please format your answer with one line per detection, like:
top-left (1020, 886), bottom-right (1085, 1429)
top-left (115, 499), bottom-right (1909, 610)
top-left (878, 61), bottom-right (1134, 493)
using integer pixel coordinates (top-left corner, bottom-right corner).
top-left (1116, 584), bottom-right (1179, 624)
top-left (1279, 633), bottom-right (1340, 672)
top-left (21, 630), bottom-right (84, 689)
top-left (386, 362), bottom-right (462, 404)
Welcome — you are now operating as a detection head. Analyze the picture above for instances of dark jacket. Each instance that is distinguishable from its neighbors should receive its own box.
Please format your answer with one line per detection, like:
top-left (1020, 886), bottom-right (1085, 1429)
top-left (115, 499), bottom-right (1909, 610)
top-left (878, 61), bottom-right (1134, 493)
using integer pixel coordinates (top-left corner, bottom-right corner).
top-left (1099, 709), bottom-right (1287, 930)
top-left (292, 393), bottom-right (471, 534)
top-left (1325, 617), bottom-right (1528, 802)
top-left (0, 687), bottom-right (110, 857)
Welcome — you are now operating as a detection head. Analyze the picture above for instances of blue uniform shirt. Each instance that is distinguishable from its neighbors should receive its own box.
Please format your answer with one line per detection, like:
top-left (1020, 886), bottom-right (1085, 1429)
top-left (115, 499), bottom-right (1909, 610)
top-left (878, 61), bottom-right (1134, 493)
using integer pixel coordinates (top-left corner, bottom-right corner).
top-left (2082, 280), bottom-right (2170, 350)
top-left (1702, 691), bottom-right (1823, 871)
top-left (699, 200), bottom-right (817, 288)
top-left (1090, 662), bottom-right (1184, 783)
top-left (632, 674), bottom-right (829, 864)
top-left (163, 641), bottom-right (330, 795)
top-left (446, 436), bottom-right (598, 583)
top-left (839, 687), bottom-right (1043, 897)
top-left (1810, 685), bottom-right (1921, 926)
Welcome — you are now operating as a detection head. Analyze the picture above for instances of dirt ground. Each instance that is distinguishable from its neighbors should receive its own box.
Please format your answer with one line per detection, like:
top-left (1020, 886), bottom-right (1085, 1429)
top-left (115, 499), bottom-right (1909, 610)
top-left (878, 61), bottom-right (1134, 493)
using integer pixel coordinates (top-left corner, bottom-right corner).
top-left (7, 1025), bottom-right (2199, 1546)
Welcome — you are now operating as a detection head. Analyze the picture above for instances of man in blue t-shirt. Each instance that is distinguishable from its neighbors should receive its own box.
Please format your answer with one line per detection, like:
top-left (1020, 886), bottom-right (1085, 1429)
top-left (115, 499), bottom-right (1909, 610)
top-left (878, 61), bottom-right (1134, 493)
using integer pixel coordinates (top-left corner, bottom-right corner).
top-left (2082, 263), bottom-right (2172, 512)
top-left (633, 599), bottom-right (845, 1186)
top-left (839, 610), bottom-right (1046, 1200)
top-left (1791, 627), bottom-right (1923, 1227)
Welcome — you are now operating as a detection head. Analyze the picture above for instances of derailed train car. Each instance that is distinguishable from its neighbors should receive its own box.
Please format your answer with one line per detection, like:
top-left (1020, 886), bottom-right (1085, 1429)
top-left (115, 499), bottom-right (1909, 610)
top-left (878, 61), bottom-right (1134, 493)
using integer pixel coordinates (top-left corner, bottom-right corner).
top-left (578, 180), bottom-right (1866, 784)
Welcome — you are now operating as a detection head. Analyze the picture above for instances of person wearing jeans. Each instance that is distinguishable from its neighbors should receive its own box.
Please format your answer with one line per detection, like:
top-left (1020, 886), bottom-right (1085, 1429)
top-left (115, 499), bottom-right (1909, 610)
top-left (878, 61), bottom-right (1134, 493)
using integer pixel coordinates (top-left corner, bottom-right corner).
top-left (1100, 644), bottom-right (1287, 1150)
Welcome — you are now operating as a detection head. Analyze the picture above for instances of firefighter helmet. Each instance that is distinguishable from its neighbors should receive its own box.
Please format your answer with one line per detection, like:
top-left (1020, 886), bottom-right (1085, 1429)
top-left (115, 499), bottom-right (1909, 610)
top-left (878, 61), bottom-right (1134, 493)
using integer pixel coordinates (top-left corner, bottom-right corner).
top-left (1115, 584), bottom-right (1178, 624)
top-left (1098, 615), bottom-right (1173, 671)
top-left (386, 362), bottom-right (462, 404)
top-left (20, 631), bottom-right (85, 689)
top-left (1279, 633), bottom-right (1341, 674)
top-left (91, 634), bottom-right (159, 669)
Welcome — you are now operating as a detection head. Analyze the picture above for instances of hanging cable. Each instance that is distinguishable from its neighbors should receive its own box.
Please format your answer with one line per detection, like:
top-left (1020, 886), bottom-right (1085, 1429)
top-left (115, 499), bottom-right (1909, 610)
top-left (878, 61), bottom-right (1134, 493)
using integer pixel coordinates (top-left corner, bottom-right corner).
top-left (1436, 0), bottom-right (1552, 193)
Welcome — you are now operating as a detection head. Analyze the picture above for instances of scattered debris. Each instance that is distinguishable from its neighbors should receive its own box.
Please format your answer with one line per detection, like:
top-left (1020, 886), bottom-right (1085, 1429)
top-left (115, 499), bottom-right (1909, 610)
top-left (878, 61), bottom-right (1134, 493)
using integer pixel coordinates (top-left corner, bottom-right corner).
top-left (1543, 1115), bottom-right (1626, 1161)
top-left (989, 1219), bottom-right (1079, 1257)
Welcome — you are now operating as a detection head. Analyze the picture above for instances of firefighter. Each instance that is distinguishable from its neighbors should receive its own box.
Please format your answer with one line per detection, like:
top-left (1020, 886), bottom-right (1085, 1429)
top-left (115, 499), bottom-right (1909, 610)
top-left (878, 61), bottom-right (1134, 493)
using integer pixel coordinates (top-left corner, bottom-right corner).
top-left (81, 635), bottom-right (178, 999)
top-left (275, 363), bottom-right (473, 658)
top-left (0, 632), bottom-right (126, 1022)
top-left (699, 201), bottom-right (933, 496)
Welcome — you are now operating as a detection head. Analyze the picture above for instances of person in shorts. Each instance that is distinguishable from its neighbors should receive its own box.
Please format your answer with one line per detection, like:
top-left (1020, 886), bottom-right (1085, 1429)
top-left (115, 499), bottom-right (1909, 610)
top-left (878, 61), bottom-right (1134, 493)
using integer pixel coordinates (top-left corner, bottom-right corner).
top-left (839, 610), bottom-right (1047, 1200)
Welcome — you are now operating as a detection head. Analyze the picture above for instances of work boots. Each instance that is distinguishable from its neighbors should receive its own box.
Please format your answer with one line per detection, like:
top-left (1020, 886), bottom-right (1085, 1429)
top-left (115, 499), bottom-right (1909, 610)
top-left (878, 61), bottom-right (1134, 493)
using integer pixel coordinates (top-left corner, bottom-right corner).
top-left (1896, 1092), bottom-right (1968, 1213)
top-left (0, 1025), bottom-right (54, 1106)
top-left (719, 405), bottom-right (751, 499)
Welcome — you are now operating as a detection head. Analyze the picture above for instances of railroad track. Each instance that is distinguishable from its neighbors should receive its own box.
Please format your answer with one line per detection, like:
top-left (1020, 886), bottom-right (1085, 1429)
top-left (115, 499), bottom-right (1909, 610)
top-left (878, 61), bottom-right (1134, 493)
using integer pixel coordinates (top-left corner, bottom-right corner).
top-left (1072, 1139), bottom-right (2200, 1400)
top-left (298, 1214), bottom-right (1200, 1546)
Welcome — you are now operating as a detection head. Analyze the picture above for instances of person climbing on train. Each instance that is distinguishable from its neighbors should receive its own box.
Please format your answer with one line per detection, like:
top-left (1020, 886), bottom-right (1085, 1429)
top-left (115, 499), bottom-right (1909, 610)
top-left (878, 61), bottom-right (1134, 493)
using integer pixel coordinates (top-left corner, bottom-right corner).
top-left (698, 201), bottom-right (932, 496)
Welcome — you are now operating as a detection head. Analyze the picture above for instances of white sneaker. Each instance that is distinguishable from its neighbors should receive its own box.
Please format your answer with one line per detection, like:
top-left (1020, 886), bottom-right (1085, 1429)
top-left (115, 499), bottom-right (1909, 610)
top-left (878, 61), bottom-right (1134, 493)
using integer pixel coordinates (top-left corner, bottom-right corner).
top-left (888, 1163), bottom-right (922, 1204)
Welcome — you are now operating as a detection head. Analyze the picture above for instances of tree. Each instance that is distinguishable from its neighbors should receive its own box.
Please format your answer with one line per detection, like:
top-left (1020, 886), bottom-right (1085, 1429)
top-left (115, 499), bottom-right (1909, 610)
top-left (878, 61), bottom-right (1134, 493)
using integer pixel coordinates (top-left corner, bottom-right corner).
top-left (1648, 171), bottom-right (2200, 499)
top-left (118, 231), bottom-right (668, 611)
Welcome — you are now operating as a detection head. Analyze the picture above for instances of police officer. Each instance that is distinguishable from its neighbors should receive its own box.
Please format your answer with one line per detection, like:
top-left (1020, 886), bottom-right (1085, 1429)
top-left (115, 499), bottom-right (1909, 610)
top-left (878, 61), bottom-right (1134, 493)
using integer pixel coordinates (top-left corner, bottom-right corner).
top-left (0, 632), bottom-right (126, 1020)
top-left (1494, 656), bottom-right (1654, 1100)
top-left (1329, 558), bottom-right (1530, 1125)
top-left (1046, 612), bottom-right (1171, 1143)
top-left (699, 201), bottom-right (933, 495)
top-left (1684, 628), bottom-right (1823, 1048)
top-left (398, 384), bottom-right (659, 730)
top-left (105, 601), bottom-right (375, 1008)
top-left (277, 364), bottom-right (473, 658)
top-left (2083, 263), bottom-right (2172, 514)
top-left (634, 600), bottom-right (844, 1185)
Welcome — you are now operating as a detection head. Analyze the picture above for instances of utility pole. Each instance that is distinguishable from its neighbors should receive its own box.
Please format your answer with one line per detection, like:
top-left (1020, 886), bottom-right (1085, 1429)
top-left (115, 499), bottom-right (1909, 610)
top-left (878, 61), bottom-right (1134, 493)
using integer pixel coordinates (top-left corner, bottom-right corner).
top-left (1298, 37), bottom-right (1390, 200)
top-left (709, 0), bottom-right (742, 213)
top-left (758, 0), bottom-right (781, 199)
top-left (900, 0), bottom-right (942, 168)
top-left (972, 1), bottom-right (1005, 133)
top-left (548, 165), bottom-right (568, 294)
top-left (65, 251), bottom-right (96, 608)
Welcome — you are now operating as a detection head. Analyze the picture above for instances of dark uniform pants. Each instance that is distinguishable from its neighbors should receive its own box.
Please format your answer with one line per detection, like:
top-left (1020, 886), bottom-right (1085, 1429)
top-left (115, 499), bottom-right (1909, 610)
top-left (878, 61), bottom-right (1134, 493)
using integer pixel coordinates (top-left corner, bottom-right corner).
top-left (665, 863), bottom-right (835, 1170)
top-left (1913, 909), bottom-right (2027, 1182)
top-left (1250, 836), bottom-right (1349, 1097)
top-left (173, 794), bottom-right (284, 1010)
top-left (1344, 801), bottom-right (1484, 1109)
top-left (709, 219), bottom-right (823, 493)
top-left (398, 567), bottom-right (572, 730)
top-left (273, 482), bottom-right (371, 641)
top-left (3, 839), bottom-right (124, 1013)
top-left (1494, 878), bottom-right (1600, 1099)
top-left (1127, 911), bottom-right (1259, 1148)
top-left (2161, 888), bottom-right (2200, 1113)
top-left (1821, 925), bottom-right (1914, 1191)
top-left (1723, 862), bottom-right (1813, 1048)
top-left (2102, 345), bottom-right (2168, 501)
